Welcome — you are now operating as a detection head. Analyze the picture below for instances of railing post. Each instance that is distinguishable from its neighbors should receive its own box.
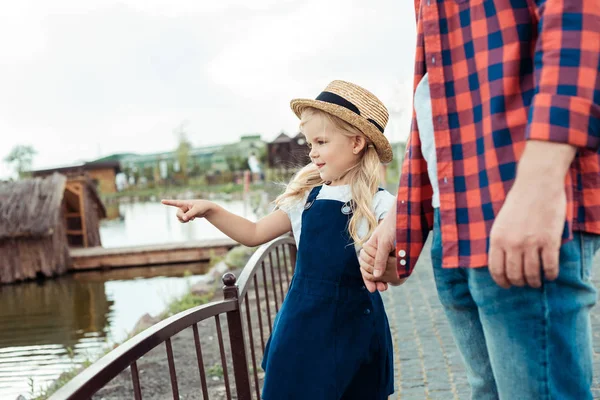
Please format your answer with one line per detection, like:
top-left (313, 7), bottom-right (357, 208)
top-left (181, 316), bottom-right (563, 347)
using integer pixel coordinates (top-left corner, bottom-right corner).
top-left (222, 272), bottom-right (252, 400)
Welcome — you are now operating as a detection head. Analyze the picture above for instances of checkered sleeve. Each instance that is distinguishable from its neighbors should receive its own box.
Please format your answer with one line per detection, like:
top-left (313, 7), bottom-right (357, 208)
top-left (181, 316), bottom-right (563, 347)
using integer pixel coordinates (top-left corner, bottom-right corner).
top-left (526, 0), bottom-right (600, 150)
top-left (413, 0), bottom-right (421, 21)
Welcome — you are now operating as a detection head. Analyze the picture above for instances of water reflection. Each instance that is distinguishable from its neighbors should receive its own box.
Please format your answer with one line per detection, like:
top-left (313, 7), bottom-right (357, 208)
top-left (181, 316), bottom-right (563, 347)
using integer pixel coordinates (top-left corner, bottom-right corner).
top-left (0, 276), bottom-right (111, 398)
top-left (0, 279), bottom-right (111, 350)
top-left (0, 262), bottom-right (212, 398)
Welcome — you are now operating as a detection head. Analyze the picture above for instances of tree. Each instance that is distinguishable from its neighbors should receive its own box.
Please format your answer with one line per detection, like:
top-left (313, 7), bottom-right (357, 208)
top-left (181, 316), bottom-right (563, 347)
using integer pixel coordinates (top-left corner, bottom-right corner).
top-left (225, 154), bottom-right (248, 172)
top-left (174, 123), bottom-right (192, 183)
top-left (4, 145), bottom-right (36, 179)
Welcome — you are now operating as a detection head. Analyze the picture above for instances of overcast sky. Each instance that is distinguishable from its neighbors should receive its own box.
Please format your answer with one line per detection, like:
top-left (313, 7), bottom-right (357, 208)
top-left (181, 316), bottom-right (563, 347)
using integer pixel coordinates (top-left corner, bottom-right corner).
top-left (0, 0), bottom-right (416, 179)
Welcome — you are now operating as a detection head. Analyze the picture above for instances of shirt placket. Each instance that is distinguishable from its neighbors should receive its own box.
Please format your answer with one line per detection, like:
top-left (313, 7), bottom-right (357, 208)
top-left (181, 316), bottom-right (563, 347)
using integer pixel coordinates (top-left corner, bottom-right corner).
top-left (421, 0), bottom-right (459, 267)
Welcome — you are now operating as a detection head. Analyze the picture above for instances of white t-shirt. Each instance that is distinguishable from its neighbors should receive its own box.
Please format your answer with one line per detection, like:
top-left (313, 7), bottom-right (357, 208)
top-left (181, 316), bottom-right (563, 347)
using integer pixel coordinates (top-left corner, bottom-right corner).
top-left (414, 73), bottom-right (440, 208)
top-left (279, 184), bottom-right (396, 256)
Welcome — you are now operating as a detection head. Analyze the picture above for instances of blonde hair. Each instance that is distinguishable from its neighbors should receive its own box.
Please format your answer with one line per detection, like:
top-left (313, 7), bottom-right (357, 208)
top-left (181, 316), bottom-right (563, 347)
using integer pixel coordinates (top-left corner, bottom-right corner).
top-left (274, 107), bottom-right (382, 247)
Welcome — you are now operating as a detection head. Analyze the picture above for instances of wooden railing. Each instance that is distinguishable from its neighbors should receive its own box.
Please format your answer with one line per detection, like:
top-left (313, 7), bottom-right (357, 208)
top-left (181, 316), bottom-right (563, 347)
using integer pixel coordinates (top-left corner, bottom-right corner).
top-left (49, 236), bottom-right (297, 400)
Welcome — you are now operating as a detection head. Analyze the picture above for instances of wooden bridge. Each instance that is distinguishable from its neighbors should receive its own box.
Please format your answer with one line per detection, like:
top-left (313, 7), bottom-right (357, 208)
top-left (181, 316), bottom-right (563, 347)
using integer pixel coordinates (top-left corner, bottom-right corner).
top-left (69, 238), bottom-right (238, 271)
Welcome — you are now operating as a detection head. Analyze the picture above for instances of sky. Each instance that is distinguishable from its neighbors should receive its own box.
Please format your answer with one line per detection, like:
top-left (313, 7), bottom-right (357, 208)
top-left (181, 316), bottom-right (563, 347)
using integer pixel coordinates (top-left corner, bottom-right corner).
top-left (0, 0), bottom-right (417, 179)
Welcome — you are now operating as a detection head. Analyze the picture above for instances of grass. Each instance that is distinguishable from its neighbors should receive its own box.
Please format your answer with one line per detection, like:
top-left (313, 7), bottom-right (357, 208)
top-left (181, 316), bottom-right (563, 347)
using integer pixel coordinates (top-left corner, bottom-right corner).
top-left (207, 364), bottom-right (224, 378)
top-left (30, 354), bottom-right (95, 400)
top-left (162, 290), bottom-right (215, 318)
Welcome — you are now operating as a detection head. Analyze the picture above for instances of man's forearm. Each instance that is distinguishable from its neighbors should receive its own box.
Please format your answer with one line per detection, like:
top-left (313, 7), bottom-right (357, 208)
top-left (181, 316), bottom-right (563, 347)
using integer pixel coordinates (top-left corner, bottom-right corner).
top-left (516, 140), bottom-right (577, 183)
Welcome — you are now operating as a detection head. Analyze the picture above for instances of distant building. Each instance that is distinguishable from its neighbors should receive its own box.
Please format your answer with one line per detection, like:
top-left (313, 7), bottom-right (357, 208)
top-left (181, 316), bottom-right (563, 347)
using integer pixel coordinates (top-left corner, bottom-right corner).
top-left (115, 135), bottom-right (267, 183)
top-left (32, 160), bottom-right (121, 195)
top-left (267, 132), bottom-right (310, 168)
top-left (235, 134), bottom-right (265, 155)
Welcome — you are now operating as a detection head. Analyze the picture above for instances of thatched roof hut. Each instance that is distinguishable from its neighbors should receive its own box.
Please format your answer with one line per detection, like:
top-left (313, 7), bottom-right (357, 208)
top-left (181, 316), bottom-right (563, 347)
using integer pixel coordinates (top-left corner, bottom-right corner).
top-left (0, 173), bottom-right (106, 284)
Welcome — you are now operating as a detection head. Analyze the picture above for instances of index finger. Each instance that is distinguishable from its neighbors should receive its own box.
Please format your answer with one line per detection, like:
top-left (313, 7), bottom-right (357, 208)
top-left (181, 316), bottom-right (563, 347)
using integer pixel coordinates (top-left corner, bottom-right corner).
top-left (161, 199), bottom-right (184, 207)
top-left (373, 238), bottom-right (392, 278)
top-left (489, 244), bottom-right (510, 289)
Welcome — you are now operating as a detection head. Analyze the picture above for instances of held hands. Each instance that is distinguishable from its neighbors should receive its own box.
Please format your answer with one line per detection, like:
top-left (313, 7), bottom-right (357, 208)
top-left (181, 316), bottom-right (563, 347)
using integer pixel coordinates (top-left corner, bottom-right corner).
top-left (359, 209), bottom-right (405, 293)
top-left (161, 199), bottom-right (214, 223)
top-left (359, 241), bottom-right (407, 293)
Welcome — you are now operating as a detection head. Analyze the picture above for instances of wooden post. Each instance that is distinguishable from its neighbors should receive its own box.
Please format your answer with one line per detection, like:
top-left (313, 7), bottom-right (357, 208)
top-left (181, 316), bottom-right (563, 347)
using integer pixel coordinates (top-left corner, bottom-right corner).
top-left (222, 272), bottom-right (252, 400)
top-left (78, 183), bottom-right (88, 248)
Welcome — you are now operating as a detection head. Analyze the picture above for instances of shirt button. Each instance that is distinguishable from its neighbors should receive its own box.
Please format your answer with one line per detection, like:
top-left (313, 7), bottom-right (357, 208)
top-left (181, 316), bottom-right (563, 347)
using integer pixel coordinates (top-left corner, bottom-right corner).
top-left (431, 56), bottom-right (436, 65)
top-left (398, 250), bottom-right (406, 257)
top-left (400, 259), bottom-right (407, 266)
top-left (443, 177), bottom-right (448, 184)
top-left (364, 309), bottom-right (371, 315)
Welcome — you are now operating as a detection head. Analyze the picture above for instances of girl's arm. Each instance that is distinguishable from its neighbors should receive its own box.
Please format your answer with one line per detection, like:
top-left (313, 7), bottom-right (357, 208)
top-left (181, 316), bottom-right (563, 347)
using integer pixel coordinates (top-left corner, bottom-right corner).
top-left (162, 199), bottom-right (292, 247)
top-left (206, 205), bottom-right (292, 247)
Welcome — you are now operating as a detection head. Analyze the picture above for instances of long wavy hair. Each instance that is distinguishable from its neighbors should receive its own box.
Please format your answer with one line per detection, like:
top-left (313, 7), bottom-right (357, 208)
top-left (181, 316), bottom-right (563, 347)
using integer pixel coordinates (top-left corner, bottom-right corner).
top-left (274, 107), bottom-right (382, 247)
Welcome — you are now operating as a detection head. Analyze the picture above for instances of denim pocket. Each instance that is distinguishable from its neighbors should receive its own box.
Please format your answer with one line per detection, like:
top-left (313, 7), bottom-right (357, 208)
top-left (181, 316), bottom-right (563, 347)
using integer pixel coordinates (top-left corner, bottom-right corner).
top-left (430, 210), bottom-right (443, 262)
top-left (431, 229), bottom-right (443, 262)
top-left (581, 233), bottom-right (600, 281)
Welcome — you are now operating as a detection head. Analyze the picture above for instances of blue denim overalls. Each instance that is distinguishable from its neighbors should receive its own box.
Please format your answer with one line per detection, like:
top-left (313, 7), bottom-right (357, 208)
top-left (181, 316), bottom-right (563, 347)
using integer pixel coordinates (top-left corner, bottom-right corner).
top-left (261, 185), bottom-right (394, 399)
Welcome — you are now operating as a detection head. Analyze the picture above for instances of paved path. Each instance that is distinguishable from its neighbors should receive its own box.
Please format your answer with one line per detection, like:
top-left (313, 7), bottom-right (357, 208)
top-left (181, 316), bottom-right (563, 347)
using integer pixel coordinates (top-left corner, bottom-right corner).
top-left (382, 237), bottom-right (600, 399)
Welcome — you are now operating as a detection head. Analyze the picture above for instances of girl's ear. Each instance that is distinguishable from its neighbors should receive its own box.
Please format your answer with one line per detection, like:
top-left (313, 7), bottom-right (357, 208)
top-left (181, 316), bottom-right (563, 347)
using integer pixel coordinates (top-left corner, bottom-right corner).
top-left (353, 135), bottom-right (367, 154)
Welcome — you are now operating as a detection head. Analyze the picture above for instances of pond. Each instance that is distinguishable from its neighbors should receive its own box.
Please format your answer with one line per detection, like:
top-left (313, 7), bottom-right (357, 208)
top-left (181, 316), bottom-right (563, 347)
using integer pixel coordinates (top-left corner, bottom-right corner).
top-left (0, 199), bottom-right (258, 399)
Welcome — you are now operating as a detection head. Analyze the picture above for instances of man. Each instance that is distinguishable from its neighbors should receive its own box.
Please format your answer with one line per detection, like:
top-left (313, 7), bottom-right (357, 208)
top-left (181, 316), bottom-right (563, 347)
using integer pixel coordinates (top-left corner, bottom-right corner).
top-left (360, 0), bottom-right (600, 398)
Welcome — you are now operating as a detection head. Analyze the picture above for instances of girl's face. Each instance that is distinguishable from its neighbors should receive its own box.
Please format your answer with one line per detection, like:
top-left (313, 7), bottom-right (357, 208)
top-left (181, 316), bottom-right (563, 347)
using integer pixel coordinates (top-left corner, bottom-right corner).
top-left (302, 115), bottom-right (365, 186)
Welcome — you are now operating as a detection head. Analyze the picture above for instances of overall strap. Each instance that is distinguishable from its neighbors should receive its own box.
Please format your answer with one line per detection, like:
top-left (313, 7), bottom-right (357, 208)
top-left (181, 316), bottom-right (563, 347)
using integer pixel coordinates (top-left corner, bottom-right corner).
top-left (341, 187), bottom-right (386, 215)
top-left (304, 186), bottom-right (385, 213)
top-left (303, 185), bottom-right (323, 210)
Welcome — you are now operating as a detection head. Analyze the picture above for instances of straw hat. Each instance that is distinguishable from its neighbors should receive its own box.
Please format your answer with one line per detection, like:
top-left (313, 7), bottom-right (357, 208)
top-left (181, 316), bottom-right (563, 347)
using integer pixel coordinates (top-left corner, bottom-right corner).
top-left (290, 80), bottom-right (393, 163)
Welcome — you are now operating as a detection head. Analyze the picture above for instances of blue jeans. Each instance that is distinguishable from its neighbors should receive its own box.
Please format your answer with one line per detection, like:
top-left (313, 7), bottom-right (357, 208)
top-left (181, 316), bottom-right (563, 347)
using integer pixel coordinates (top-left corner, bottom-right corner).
top-left (431, 209), bottom-right (600, 400)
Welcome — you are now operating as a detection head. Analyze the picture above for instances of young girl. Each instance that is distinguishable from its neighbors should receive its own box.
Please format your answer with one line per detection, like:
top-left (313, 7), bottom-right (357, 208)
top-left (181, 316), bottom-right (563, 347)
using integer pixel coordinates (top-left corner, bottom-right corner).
top-left (163, 80), bottom-right (401, 399)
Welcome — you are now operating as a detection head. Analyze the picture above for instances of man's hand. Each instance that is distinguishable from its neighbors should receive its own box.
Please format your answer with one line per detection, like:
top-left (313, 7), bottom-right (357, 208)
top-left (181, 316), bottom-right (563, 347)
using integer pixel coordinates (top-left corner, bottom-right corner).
top-left (360, 241), bottom-right (407, 292)
top-left (360, 206), bottom-right (397, 292)
top-left (488, 141), bottom-right (576, 288)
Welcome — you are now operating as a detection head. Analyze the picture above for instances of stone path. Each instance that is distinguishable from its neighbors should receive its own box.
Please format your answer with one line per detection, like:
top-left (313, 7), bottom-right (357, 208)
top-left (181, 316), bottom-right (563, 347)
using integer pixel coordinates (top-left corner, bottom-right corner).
top-left (382, 237), bottom-right (600, 399)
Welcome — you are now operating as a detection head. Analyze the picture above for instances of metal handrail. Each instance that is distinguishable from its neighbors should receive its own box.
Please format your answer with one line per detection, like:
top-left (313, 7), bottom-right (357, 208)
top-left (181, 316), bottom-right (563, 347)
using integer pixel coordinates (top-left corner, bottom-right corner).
top-left (236, 236), bottom-right (296, 300)
top-left (49, 300), bottom-right (238, 399)
top-left (48, 235), bottom-right (296, 400)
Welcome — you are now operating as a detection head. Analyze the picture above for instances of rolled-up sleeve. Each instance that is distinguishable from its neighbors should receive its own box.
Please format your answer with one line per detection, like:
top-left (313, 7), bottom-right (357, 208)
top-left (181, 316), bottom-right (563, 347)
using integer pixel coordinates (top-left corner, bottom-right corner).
top-left (526, 0), bottom-right (600, 150)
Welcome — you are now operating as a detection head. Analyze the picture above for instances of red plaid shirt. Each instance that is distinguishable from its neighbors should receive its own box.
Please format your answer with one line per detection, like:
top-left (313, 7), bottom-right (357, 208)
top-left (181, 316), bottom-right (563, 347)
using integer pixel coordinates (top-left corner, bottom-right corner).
top-left (396, 0), bottom-right (600, 277)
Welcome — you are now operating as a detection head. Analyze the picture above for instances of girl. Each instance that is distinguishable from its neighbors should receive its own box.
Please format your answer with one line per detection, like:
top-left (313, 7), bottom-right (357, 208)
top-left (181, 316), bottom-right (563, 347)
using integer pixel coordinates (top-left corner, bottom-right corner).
top-left (163, 80), bottom-right (401, 399)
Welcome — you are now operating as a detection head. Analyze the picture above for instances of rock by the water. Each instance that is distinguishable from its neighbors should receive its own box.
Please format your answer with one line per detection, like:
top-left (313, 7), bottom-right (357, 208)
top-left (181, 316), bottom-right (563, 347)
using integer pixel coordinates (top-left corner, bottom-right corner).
top-left (131, 313), bottom-right (161, 335)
